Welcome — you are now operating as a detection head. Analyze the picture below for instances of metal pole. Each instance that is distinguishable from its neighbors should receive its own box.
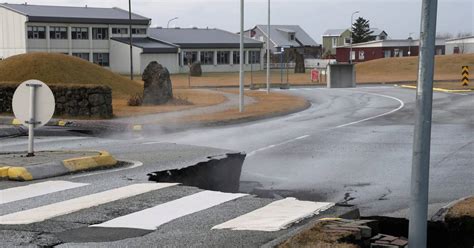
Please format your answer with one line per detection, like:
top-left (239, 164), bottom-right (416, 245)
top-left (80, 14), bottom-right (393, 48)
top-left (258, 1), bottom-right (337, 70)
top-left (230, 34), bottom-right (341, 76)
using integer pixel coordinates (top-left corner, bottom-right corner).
top-left (408, 0), bottom-right (438, 247)
top-left (128, 0), bottom-right (134, 80)
top-left (27, 85), bottom-right (37, 157)
top-left (266, 0), bottom-right (271, 93)
top-left (280, 50), bottom-right (283, 83)
top-left (349, 11), bottom-right (359, 64)
top-left (167, 17), bottom-right (178, 28)
top-left (239, 0), bottom-right (244, 112)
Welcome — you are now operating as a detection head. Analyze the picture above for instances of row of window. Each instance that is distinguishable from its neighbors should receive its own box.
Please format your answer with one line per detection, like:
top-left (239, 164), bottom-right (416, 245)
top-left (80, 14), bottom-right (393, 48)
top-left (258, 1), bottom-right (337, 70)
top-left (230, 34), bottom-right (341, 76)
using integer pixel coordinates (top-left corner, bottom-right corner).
top-left (182, 51), bottom-right (261, 65)
top-left (72, 53), bottom-right (109, 67)
top-left (27, 26), bottom-right (147, 40)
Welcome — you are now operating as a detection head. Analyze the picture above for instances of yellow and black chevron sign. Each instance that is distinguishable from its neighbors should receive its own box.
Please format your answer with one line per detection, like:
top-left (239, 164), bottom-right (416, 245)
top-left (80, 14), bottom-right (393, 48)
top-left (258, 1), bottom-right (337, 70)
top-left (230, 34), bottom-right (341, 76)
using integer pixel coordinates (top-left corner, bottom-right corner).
top-left (462, 66), bottom-right (469, 86)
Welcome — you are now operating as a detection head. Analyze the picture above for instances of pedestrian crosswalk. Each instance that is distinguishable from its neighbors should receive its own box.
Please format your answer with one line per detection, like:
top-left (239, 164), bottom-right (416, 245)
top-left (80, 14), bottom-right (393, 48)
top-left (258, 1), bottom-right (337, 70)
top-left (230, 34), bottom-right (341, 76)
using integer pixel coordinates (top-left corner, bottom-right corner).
top-left (0, 180), bottom-right (335, 243)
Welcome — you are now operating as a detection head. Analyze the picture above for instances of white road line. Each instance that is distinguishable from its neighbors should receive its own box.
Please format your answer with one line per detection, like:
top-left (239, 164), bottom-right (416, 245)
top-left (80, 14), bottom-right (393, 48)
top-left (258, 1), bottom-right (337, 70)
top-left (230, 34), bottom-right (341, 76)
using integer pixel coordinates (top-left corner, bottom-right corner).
top-left (92, 191), bottom-right (247, 230)
top-left (247, 135), bottom-right (310, 157)
top-left (69, 160), bottom-right (143, 179)
top-left (247, 91), bottom-right (405, 156)
top-left (0, 181), bottom-right (88, 205)
top-left (0, 183), bottom-right (178, 225)
top-left (334, 91), bottom-right (405, 129)
top-left (213, 198), bottom-right (334, 231)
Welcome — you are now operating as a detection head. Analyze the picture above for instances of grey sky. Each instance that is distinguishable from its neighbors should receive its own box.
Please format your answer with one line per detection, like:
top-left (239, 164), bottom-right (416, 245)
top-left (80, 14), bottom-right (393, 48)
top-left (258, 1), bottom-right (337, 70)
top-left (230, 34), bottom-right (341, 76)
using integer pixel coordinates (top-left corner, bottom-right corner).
top-left (6, 0), bottom-right (473, 42)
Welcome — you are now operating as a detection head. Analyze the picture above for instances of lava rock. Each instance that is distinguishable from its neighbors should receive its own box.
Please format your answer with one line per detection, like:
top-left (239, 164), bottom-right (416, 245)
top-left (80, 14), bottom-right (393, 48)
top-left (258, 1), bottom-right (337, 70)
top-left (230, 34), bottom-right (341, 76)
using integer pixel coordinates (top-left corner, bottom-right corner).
top-left (142, 61), bottom-right (173, 105)
top-left (189, 61), bottom-right (202, 77)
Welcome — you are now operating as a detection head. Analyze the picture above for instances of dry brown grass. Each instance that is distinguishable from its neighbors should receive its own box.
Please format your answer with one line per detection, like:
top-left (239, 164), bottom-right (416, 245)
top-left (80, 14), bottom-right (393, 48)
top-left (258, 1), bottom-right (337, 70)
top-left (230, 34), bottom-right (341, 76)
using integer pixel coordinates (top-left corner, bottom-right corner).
top-left (113, 89), bottom-right (227, 117)
top-left (168, 70), bottom-right (322, 88)
top-left (177, 89), bottom-right (309, 124)
top-left (278, 221), bottom-right (359, 248)
top-left (356, 54), bottom-right (474, 83)
top-left (447, 197), bottom-right (474, 219)
top-left (0, 52), bottom-right (142, 98)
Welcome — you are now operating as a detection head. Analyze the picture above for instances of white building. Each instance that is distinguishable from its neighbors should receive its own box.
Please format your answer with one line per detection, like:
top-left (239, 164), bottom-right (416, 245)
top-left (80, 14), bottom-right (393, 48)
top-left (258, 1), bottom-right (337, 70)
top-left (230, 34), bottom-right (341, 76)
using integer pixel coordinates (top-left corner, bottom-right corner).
top-left (445, 36), bottom-right (474, 55)
top-left (0, 3), bottom-right (264, 74)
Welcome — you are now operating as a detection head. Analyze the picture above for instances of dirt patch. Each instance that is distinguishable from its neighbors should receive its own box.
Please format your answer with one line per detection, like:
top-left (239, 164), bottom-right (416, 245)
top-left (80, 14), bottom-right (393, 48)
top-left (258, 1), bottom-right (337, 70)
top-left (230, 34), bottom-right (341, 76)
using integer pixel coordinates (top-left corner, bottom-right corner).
top-left (278, 221), bottom-right (360, 248)
top-left (178, 90), bottom-right (309, 125)
top-left (111, 89), bottom-right (227, 118)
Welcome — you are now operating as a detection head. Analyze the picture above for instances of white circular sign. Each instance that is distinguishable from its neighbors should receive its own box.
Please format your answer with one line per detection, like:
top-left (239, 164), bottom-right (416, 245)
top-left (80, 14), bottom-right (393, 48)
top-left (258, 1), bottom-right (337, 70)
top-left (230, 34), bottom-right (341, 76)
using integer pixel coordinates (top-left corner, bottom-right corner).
top-left (12, 80), bottom-right (55, 128)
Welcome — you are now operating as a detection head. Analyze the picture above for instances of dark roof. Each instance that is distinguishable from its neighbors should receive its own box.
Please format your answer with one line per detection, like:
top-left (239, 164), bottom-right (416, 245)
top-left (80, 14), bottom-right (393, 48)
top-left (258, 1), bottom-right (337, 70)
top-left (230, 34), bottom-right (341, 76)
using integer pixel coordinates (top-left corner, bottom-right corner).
top-left (111, 37), bottom-right (179, 53)
top-left (148, 28), bottom-right (263, 49)
top-left (255, 25), bottom-right (318, 47)
top-left (0, 3), bottom-right (150, 25)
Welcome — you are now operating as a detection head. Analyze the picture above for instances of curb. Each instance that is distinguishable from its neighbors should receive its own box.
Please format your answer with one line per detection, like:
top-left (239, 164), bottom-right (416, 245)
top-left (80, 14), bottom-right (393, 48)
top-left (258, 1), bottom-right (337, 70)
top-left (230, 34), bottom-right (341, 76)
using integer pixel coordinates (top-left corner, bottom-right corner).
top-left (0, 151), bottom-right (117, 181)
top-left (399, 84), bottom-right (473, 93)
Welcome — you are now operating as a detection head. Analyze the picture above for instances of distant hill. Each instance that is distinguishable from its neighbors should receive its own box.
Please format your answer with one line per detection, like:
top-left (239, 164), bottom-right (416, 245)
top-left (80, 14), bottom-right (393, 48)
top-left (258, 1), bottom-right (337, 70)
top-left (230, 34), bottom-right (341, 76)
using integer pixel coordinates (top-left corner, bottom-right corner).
top-left (0, 53), bottom-right (141, 97)
top-left (356, 53), bottom-right (474, 83)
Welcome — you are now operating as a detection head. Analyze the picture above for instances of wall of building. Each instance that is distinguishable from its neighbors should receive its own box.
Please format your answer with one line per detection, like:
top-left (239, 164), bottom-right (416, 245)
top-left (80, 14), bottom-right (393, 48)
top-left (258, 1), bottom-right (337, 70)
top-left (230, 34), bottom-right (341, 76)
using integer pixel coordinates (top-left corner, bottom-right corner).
top-left (446, 38), bottom-right (474, 55)
top-left (0, 8), bottom-right (27, 59)
top-left (177, 48), bottom-right (264, 73)
top-left (109, 39), bottom-right (143, 75)
top-left (322, 30), bottom-right (351, 57)
top-left (141, 53), bottom-right (179, 74)
top-left (336, 45), bottom-right (445, 63)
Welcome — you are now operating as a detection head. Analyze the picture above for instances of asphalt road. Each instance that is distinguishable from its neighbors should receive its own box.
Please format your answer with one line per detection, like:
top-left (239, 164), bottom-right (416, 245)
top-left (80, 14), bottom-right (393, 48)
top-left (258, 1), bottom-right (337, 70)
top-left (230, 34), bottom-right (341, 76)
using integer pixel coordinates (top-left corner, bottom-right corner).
top-left (1, 85), bottom-right (472, 247)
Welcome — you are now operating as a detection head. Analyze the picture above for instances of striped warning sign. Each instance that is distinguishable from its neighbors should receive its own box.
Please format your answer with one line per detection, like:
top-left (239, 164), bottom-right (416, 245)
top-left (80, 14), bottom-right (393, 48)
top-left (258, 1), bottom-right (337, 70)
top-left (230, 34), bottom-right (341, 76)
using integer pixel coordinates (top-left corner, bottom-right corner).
top-left (462, 66), bottom-right (469, 86)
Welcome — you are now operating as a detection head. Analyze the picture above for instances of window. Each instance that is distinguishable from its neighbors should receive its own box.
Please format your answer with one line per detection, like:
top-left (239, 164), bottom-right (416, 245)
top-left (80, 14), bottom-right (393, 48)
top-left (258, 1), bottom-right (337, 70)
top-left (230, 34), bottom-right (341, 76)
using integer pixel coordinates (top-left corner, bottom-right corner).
top-left (50, 26), bottom-right (67, 39)
top-left (384, 50), bottom-right (391, 58)
top-left (112, 27), bottom-right (128, 35)
top-left (132, 28), bottom-right (147, 35)
top-left (359, 51), bottom-right (365, 60)
top-left (183, 51), bottom-right (198, 65)
top-left (453, 47), bottom-right (460, 54)
top-left (394, 49), bottom-right (400, 57)
top-left (72, 53), bottom-right (90, 61)
top-left (350, 51), bottom-right (356, 61)
top-left (93, 53), bottom-right (109, 66)
top-left (332, 37), bottom-right (338, 47)
top-left (27, 26), bottom-right (46, 39)
top-left (289, 34), bottom-right (295, 41)
top-left (233, 51), bottom-right (246, 64)
top-left (71, 27), bottom-right (88, 40)
top-left (92, 28), bottom-right (109, 40)
top-left (200, 51), bottom-right (214, 65)
top-left (344, 38), bottom-right (351, 45)
top-left (249, 51), bottom-right (261, 64)
top-left (217, 51), bottom-right (230, 65)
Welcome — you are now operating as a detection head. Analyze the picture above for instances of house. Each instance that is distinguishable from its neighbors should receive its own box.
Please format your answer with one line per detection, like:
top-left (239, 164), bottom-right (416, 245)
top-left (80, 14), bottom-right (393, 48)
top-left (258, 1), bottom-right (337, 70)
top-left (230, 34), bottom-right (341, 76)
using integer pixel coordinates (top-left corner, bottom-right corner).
top-left (445, 36), bottom-right (474, 55)
top-left (0, 3), bottom-right (264, 74)
top-left (335, 39), bottom-right (446, 63)
top-left (244, 25), bottom-right (320, 61)
top-left (322, 28), bottom-right (388, 58)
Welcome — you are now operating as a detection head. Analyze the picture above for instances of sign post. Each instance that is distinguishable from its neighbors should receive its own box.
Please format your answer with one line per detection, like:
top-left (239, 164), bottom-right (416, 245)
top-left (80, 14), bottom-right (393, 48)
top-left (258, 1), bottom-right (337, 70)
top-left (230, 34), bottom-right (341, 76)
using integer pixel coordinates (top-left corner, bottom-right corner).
top-left (462, 66), bottom-right (469, 86)
top-left (12, 80), bottom-right (55, 157)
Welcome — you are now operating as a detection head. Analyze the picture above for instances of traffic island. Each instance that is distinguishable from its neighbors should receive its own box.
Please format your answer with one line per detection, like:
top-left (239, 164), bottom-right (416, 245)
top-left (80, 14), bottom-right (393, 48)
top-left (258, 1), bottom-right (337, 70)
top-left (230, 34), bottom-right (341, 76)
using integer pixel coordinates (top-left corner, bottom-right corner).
top-left (0, 150), bottom-right (117, 181)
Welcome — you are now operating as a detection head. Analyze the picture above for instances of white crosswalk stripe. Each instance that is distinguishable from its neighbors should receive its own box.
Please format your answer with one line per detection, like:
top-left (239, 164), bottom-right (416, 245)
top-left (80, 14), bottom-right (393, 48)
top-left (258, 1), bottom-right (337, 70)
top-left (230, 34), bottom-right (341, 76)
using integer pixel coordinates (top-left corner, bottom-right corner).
top-left (0, 180), bottom-right (88, 205)
top-left (212, 198), bottom-right (334, 231)
top-left (0, 183), bottom-right (178, 225)
top-left (92, 190), bottom-right (247, 230)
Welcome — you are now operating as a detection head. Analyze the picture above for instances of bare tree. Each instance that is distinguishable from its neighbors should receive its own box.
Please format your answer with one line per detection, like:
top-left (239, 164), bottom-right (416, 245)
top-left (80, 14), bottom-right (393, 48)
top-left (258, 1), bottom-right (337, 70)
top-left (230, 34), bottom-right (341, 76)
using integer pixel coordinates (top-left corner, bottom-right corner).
top-left (436, 32), bottom-right (453, 39)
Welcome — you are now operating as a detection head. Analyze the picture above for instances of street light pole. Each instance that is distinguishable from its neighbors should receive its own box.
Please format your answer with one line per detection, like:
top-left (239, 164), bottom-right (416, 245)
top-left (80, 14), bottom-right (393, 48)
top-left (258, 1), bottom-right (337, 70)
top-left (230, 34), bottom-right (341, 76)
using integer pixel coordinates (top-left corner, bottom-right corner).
top-left (408, 32), bottom-right (414, 56)
top-left (167, 17), bottom-right (179, 28)
top-left (408, 0), bottom-right (438, 247)
top-left (128, 0), bottom-right (133, 80)
top-left (239, 0), bottom-right (244, 112)
top-left (266, 0), bottom-right (271, 94)
top-left (349, 11), bottom-right (359, 64)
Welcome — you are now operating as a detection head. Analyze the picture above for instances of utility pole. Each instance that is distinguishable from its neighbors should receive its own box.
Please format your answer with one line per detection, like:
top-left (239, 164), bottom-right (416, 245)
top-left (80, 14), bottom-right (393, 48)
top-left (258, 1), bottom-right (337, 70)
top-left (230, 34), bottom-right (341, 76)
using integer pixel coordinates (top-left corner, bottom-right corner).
top-left (349, 11), bottom-right (359, 64)
top-left (239, 0), bottom-right (244, 112)
top-left (266, 0), bottom-right (271, 94)
top-left (128, 0), bottom-right (134, 80)
top-left (408, 0), bottom-right (438, 247)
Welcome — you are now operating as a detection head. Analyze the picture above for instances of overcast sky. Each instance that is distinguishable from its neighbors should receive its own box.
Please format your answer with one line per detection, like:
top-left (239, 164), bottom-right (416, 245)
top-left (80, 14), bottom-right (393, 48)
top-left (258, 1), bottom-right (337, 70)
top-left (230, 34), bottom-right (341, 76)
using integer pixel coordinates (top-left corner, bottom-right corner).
top-left (6, 0), bottom-right (473, 42)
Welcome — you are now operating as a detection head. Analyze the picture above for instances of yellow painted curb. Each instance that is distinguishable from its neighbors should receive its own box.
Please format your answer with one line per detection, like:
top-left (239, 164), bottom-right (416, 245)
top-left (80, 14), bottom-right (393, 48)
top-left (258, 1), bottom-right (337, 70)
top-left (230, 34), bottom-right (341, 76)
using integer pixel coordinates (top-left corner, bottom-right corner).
top-left (0, 166), bottom-right (10, 178)
top-left (62, 151), bottom-right (118, 172)
top-left (58, 120), bottom-right (67, 126)
top-left (7, 167), bottom-right (33, 181)
top-left (400, 85), bottom-right (472, 93)
top-left (12, 119), bottom-right (22, 125)
top-left (132, 124), bottom-right (143, 131)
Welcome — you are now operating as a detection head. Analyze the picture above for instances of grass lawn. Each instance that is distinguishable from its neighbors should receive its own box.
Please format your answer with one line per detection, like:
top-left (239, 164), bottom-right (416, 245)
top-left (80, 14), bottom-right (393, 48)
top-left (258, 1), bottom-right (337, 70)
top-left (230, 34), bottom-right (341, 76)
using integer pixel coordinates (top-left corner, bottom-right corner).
top-left (176, 89), bottom-right (309, 124)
